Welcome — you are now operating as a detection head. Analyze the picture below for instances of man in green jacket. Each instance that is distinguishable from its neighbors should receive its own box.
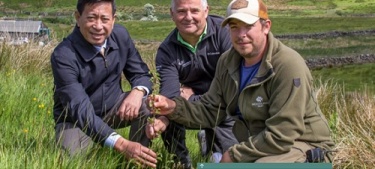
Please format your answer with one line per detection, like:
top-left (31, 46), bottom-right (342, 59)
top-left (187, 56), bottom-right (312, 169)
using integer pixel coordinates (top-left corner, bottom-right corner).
top-left (146, 0), bottom-right (335, 163)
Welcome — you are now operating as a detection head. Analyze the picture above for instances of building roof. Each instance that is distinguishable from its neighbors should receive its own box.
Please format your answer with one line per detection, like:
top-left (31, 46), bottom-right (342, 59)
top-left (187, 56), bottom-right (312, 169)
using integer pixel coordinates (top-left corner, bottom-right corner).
top-left (0, 20), bottom-right (45, 33)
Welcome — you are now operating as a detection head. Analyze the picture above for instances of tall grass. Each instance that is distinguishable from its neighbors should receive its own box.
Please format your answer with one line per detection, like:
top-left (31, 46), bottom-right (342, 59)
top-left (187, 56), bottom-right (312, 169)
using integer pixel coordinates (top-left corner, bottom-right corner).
top-left (315, 80), bottom-right (375, 168)
top-left (0, 39), bottom-right (374, 168)
top-left (0, 41), bottom-right (202, 169)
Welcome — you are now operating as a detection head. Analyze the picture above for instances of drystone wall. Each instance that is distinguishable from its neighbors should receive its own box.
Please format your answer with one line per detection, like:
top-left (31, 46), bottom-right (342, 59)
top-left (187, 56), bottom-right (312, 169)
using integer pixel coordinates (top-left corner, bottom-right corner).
top-left (135, 30), bottom-right (375, 70)
top-left (305, 54), bottom-right (375, 70)
top-left (275, 30), bottom-right (375, 39)
top-left (275, 29), bottom-right (375, 70)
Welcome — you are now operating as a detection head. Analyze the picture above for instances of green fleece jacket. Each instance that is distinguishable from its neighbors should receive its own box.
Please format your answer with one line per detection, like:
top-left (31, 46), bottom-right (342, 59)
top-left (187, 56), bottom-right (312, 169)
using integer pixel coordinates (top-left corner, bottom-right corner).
top-left (168, 32), bottom-right (335, 162)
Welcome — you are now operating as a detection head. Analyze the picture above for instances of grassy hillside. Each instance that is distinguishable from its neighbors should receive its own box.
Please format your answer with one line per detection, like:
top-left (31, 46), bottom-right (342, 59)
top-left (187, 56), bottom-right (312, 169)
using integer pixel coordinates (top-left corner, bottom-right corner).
top-left (2, 0), bottom-right (375, 39)
top-left (1, 0), bottom-right (374, 97)
top-left (1, 0), bottom-right (374, 15)
top-left (1, 0), bottom-right (375, 169)
top-left (1, 36), bottom-right (374, 169)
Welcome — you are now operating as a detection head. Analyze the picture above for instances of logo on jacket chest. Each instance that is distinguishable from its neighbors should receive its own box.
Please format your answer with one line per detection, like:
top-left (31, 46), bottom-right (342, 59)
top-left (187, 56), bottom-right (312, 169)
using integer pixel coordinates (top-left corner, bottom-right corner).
top-left (207, 51), bottom-right (220, 56)
top-left (177, 59), bottom-right (192, 68)
top-left (251, 96), bottom-right (269, 107)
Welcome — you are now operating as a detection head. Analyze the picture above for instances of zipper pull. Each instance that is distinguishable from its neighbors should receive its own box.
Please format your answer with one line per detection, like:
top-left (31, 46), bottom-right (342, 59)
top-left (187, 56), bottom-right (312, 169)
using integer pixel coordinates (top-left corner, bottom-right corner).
top-left (100, 47), bottom-right (108, 68)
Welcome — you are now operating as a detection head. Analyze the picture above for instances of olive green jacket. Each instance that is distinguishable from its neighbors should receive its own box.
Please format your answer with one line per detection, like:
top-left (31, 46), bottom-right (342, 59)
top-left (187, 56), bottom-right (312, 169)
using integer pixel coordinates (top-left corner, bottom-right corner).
top-left (168, 32), bottom-right (335, 162)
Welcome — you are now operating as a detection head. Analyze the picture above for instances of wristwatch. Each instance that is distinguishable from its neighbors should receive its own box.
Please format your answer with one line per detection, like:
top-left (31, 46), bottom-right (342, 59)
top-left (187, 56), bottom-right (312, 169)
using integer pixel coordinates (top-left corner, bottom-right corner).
top-left (133, 86), bottom-right (146, 95)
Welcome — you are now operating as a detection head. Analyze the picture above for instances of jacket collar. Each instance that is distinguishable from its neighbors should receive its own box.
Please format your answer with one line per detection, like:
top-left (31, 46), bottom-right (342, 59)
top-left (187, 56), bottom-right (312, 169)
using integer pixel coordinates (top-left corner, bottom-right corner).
top-left (67, 25), bottom-right (119, 62)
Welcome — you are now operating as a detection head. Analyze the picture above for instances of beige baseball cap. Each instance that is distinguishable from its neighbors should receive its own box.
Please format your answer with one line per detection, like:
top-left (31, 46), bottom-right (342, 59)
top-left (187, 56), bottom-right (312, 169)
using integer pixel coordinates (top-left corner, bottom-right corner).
top-left (222, 0), bottom-right (269, 27)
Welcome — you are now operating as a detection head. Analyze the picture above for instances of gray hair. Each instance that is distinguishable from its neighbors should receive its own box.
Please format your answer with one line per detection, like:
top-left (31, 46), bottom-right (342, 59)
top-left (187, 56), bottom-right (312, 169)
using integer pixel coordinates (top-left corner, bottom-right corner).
top-left (170, 0), bottom-right (208, 11)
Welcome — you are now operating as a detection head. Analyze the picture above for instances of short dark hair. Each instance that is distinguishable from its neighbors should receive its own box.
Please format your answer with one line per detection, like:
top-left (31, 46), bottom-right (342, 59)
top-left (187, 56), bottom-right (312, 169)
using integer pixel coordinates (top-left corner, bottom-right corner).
top-left (76, 0), bottom-right (116, 15)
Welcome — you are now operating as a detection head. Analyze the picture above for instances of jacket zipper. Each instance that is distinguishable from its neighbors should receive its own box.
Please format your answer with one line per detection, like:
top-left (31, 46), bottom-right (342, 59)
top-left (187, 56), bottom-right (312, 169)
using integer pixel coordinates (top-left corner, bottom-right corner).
top-left (229, 80), bottom-right (252, 136)
top-left (101, 48), bottom-right (108, 68)
top-left (103, 57), bottom-right (108, 68)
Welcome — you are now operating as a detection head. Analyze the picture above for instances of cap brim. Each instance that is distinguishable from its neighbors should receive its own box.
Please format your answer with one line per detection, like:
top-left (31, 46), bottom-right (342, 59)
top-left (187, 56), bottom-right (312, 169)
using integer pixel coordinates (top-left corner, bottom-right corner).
top-left (221, 13), bottom-right (259, 27)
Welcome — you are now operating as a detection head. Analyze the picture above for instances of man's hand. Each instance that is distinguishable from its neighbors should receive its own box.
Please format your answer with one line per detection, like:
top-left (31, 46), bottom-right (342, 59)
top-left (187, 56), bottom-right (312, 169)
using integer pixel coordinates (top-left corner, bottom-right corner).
top-left (146, 116), bottom-right (169, 139)
top-left (180, 86), bottom-right (194, 100)
top-left (147, 95), bottom-right (176, 116)
top-left (220, 150), bottom-right (233, 163)
top-left (114, 137), bottom-right (157, 168)
top-left (117, 89), bottom-right (144, 121)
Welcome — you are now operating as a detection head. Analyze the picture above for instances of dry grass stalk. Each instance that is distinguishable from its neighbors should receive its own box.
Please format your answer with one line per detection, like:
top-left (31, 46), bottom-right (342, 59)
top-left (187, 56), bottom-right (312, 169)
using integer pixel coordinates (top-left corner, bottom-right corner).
top-left (316, 81), bottom-right (375, 168)
top-left (0, 40), bottom-right (57, 74)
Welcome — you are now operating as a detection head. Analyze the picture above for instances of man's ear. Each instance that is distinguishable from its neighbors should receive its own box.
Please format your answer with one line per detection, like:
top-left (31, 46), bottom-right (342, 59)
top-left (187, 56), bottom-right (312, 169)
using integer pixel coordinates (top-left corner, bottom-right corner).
top-left (169, 8), bottom-right (175, 21)
top-left (112, 14), bottom-right (116, 29)
top-left (205, 5), bottom-right (209, 18)
top-left (74, 11), bottom-right (80, 27)
top-left (263, 20), bottom-right (272, 34)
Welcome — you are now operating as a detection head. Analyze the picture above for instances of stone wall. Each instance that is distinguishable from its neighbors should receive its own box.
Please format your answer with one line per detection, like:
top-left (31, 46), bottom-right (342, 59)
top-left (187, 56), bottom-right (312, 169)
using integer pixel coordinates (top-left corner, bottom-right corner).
top-left (274, 29), bottom-right (375, 69)
top-left (305, 54), bottom-right (375, 70)
top-left (275, 29), bottom-right (375, 39)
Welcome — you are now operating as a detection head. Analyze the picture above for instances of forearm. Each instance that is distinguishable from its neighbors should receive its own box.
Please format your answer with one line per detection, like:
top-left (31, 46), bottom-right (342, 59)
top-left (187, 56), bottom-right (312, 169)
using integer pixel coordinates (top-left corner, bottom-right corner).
top-left (167, 96), bottom-right (220, 128)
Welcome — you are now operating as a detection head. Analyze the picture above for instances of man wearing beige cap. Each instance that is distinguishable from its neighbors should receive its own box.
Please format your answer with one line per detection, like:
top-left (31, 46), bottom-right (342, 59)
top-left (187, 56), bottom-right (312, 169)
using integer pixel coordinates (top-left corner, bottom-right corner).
top-left (146, 0), bottom-right (335, 163)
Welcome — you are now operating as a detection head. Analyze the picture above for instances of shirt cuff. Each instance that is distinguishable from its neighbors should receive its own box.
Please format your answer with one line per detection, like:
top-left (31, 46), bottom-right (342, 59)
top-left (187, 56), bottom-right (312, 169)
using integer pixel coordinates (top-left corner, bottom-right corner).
top-left (104, 132), bottom-right (122, 148)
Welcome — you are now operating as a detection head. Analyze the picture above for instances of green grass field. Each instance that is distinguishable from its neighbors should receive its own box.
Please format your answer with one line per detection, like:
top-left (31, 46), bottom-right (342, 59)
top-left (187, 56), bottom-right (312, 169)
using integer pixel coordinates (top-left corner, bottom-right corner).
top-left (1, 0), bottom-right (375, 168)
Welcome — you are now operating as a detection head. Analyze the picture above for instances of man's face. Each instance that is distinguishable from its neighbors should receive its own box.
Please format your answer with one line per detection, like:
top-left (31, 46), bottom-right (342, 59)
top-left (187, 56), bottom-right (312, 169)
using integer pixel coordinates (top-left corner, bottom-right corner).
top-left (170, 0), bottom-right (208, 37)
top-left (75, 2), bottom-right (115, 46)
top-left (228, 19), bottom-right (270, 59)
